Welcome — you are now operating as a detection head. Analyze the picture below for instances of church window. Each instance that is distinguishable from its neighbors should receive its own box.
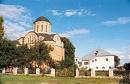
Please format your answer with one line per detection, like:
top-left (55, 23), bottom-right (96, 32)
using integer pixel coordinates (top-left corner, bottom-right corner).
top-left (41, 24), bottom-right (43, 32)
top-left (46, 25), bottom-right (47, 32)
top-left (37, 25), bottom-right (39, 32)
top-left (30, 36), bottom-right (31, 43)
top-left (28, 38), bottom-right (29, 43)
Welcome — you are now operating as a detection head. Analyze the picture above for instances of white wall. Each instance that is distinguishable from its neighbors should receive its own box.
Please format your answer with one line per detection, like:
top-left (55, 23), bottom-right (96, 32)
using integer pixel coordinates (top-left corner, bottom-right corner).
top-left (81, 61), bottom-right (89, 69)
top-left (89, 56), bottom-right (115, 71)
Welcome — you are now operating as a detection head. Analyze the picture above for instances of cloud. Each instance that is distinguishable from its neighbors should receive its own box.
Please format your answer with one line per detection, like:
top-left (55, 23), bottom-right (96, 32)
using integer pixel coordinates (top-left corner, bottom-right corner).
top-left (48, 10), bottom-right (62, 16)
top-left (107, 49), bottom-right (124, 59)
top-left (59, 28), bottom-right (89, 38)
top-left (0, 4), bottom-right (32, 40)
top-left (64, 10), bottom-right (77, 16)
top-left (106, 48), bottom-right (130, 59)
top-left (102, 17), bottom-right (130, 26)
top-left (48, 9), bottom-right (95, 17)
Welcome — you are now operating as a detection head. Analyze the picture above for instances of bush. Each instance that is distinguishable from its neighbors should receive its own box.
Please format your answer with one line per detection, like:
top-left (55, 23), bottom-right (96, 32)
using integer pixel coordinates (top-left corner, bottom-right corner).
top-left (96, 71), bottom-right (109, 76)
top-left (79, 68), bottom-right (90, 76)
top-left (56, 67), bottom-right (74, 77)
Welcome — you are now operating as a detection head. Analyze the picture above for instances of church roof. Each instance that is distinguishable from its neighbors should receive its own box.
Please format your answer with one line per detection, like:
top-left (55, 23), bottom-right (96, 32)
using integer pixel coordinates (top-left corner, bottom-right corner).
top-left (36, 33), bottom-right (56, 41)
top-left (82, 48), bottom-right (116, 61)
top-left (34, 16), bottom-right (50, 23)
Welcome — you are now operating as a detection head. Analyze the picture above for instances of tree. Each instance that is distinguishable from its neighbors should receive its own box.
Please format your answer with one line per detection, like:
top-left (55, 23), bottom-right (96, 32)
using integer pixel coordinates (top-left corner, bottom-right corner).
top-left (0, 38), bottom-right (18, 68)
top-left (0, 16), bottom-right (4, 38)
top-left (60, 37), bottom-right (75, 68)
top-left (59, 57), bottom-right (74, 69)
top-left (123, 62), bottom-right (130, 70)
top-left (30, 41), bottom-right (55, 68)
top-left (14, 45), bottom-right (33, 68)
top-left (114, 56), bottom-right (120, 67)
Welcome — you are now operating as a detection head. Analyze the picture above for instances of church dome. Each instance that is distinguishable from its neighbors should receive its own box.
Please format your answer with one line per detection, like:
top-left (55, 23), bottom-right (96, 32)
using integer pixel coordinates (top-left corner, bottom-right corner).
top-left (34, 16), bottom-right (50, 23)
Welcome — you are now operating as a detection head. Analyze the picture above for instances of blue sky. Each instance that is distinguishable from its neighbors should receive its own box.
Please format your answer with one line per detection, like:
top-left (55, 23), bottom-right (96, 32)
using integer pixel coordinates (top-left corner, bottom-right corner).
top-left (0, 0), bottom-right (130, 59)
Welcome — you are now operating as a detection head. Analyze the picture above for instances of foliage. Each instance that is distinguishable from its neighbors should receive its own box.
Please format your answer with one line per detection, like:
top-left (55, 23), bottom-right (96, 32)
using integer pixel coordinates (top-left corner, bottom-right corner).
top-left (96, 71), bottom-right (109, 76)
top-left (123, 62), bottom-right (130, 70)
top-left (30, 41), bottom-right (55, 68)
top-left (54, 37), bottom-right (76, 76)
top-left (0, 16), bottom-right (4, 38)
top-left (60, 37), bottom-right (75, 68)
top-left (0, 38), bottom-right (18, 68)
top-left (114, 56), bottom-right (120, 67)
top-left (58, 57), bottom-right (74, 69)
top-left (0, 38), bottom-right (56, 69)
top-left (15, 45), bottom-right (33, 68)
top-left (79, 67), bottom-right (90, 76)
top-left (56, 67), bottom-right (75, 77)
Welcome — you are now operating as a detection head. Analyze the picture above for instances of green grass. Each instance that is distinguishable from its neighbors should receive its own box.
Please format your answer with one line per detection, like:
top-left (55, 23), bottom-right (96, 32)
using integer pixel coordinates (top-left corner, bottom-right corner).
top-left (0, 74), bottom-right (124, 84)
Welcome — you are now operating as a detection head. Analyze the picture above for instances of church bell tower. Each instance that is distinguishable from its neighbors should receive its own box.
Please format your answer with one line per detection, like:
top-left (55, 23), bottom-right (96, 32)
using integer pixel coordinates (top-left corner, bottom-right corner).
top-left (34, 16), bottom-right (51, 33)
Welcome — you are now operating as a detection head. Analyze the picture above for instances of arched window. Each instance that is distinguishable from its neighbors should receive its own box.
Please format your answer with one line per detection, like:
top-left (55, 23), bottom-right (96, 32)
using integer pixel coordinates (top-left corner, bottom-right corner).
top-left (102, 66), bottom-right (105, 69)
top-left (37, 25), bottom-right (39, 32)
top-left (28, 38), bottom-right (29, 43)
top-left (46, 25), bottom-right (47, 32)
top-left (30, 36), bottom-right (31, 44)
top-left (41, 24), bottom-right (43, 32)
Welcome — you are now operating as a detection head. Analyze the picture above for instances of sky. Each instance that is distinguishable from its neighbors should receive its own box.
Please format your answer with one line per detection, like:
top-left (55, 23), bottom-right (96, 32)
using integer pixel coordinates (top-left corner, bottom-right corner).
top-left (0, 0), bottom-right (130, 60)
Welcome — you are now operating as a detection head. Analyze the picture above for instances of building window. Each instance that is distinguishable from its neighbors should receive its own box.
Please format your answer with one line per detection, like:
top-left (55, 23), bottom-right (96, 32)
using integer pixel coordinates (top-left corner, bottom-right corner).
top-left (30, 36), bottom-right (31, 43)
top-left (84, 62), bottom-right (89, 65)
top-left (41, 24), bottom-right (43, 32)
top-left (92, 60), bottom-right (94, 62)
top-left (96, 67), bottom-right (98, 69)
top-left (95, 51), bottom-right (98, 56)
top-left (109, 66), bottom-right (112, 69)
top-left (46, 25), bottom-right (47, 32)
top-left (28, 38), bottom-right (29, 43)
top-left (102, 66), bottom-right (105, 69)
top-left (37, 25), bottom-right (39, 32)
top-left (106, 58), bottom-right (108, 61)
top-left (95, 59), bottom-right (97, 61)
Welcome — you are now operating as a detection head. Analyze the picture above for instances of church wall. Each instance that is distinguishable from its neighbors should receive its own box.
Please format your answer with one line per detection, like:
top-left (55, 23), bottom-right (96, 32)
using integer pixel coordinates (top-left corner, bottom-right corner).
top-left (34, 21), bottom-right (51, 33)
top-left (24, 32), bottom-right (38, 48)
top-left (18, 37), bottom-right (24, 44)
top-left (44, 41), bottom-right (64, 61)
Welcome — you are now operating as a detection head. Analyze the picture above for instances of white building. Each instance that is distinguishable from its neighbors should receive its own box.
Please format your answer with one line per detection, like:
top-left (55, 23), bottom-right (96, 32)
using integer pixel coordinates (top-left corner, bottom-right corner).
top-left (81, 49), bottom-right (120, 71)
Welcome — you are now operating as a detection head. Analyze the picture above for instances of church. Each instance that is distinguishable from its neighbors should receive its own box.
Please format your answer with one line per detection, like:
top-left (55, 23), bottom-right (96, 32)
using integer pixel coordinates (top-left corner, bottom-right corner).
top-left (17, 16), bottom-right (65, 61)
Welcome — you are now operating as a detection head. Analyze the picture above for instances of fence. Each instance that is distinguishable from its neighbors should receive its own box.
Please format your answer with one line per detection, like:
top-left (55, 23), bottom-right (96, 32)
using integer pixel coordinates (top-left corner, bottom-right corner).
top-left (56, 68), bottom-right (75, 77)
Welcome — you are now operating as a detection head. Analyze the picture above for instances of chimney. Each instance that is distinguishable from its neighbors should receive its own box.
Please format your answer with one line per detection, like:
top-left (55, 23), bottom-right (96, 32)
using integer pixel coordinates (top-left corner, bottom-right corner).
top-left (95, 51), bottom-right (98, 56)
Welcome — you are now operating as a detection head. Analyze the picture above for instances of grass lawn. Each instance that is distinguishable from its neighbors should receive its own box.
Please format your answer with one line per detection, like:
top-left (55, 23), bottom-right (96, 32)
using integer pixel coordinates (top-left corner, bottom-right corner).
top-left (0, 74), bottom-right (126, 84)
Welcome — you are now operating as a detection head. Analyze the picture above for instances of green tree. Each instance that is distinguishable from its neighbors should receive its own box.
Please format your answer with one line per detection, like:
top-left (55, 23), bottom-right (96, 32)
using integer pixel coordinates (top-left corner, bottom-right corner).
top-left (31, 41), bottom-right (55, 68)
top-left (60, 37), bottom-right (75, 68)
top-left (0, 38), bottom-right (18, 68)
top-left (0, 16), bottom-right (4, 38)
top-left (55, 37), bottom-right (76, 76)
top-left (14, 45), bottom-right (33, 68)
top-left (124, 62), bottom-right (130, 70)
top-left (114, 56), bottom-right (120, 67)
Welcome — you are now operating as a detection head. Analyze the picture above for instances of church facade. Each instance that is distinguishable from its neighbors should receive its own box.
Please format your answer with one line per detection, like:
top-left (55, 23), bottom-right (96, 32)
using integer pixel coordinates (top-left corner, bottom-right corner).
top-left (17, 16), bottom-right (64, 61)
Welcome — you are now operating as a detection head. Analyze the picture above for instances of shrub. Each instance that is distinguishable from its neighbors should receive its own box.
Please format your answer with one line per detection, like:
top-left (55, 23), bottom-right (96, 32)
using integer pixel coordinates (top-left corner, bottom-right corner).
top-left (56, 67), bottom-right (74, 77)
top-left (79, 68), bottom-right (90, 76)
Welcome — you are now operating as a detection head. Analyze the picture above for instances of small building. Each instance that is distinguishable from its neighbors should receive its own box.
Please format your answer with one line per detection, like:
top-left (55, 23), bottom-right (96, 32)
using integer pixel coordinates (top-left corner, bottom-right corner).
top-left (82, 49), bottom-right (120, 71)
